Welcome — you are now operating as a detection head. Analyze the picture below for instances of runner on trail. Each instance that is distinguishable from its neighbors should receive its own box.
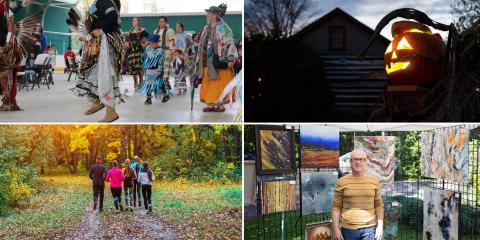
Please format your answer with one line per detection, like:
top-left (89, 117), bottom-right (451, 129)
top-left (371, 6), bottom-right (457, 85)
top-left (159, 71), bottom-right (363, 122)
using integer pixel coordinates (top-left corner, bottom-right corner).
top-left (138, 162), bottom-right (155, 213)
top-left (105, 160), bottom-right (125, 212)
top-left (123, 159), bottom-right (136, 211)
top-left (130, 156), bottom-right (143, 207)
top-left (89, 156), bottom-right (107, 212)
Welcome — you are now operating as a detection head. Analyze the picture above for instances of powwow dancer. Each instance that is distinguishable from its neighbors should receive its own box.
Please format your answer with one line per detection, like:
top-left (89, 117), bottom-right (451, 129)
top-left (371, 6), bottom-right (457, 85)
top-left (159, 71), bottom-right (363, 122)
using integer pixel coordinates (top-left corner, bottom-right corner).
top-left (196, 3), bottom-right (238, 112)
top-left (173, 49), bottom-right (187, 95)
top-left (137, 34), bottom-right (171, 105)
top-left (0, 0), bottom-right (41, 111)
top-left (66, 0), bottom-right (125, 122)
top-left (126, 17), bottom-right (148, 89)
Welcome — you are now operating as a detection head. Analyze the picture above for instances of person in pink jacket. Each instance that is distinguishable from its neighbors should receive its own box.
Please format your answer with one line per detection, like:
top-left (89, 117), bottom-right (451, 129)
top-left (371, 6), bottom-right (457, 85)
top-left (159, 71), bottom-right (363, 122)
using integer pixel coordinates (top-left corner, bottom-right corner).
top-left (105, 160), bottom-right (125, 212)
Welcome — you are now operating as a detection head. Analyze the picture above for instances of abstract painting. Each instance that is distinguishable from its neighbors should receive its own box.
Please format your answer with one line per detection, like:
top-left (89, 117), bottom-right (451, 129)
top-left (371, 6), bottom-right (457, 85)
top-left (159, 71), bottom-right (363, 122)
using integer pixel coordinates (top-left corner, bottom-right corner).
top-left (255, 125), bottom-right (295, 175)
top-left (421, 127), bottom-right (469, 184)
top-left (260, 180), bottom-right (296, 214)
top-left (301, 172), bottom-right (338, 215)
top-left (354, 136), bottom-right (396, 195)
top-left (305, 220), bottom-right (332, 240)
top-left (384, 201), bottom-right (398, 240)
top-left (300, 125), bottom-right (340, 167)
top-left (423, 187), bottom-right (459, 240)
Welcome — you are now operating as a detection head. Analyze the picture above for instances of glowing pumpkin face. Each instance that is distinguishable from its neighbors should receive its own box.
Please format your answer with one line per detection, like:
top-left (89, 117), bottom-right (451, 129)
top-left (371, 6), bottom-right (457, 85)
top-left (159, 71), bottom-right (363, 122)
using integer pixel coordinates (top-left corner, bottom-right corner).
top-left (384, 21), bottom-right (445, 86)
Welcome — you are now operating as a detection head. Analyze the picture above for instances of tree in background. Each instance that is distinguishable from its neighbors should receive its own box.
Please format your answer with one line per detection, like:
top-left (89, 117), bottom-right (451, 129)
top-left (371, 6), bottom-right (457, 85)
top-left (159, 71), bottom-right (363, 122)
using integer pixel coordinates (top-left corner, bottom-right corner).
top-left (450, 0), bottom-right (480, 31)
top-left (245, 0), bottom-right (313, 39)
top-left (0, 125), bottom-right (241, 215)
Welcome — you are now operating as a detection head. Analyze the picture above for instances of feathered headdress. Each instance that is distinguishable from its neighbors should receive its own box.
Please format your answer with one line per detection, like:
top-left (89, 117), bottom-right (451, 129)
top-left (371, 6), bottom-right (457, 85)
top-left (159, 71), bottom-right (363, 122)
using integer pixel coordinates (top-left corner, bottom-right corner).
top-left (4, 13), bottom-right (42, 64)
top-left (65, 7), bottom-right (87, 33)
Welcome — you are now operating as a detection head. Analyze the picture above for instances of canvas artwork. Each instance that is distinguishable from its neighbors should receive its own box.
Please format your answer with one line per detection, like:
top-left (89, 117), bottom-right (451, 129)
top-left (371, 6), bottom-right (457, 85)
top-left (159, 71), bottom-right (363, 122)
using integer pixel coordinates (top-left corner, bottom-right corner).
top-left (423, 187), bottom-right (459, 240)
top-left (305, 221), bottom-right (332, 240)
top-left (260, 180), bottom-right (296, 214)
top-left (301, 171), bottom-right (338, 215)
top-left (384, 203), bottom-right (398, 240)
top-left (300, 125), bottom-right (340, 167)
top-left (353, 136), bottom-right (396, 195)
top-left (421, 127), bottom-right (469, 184)
top-left (256, 126), bottom-right (295, 175)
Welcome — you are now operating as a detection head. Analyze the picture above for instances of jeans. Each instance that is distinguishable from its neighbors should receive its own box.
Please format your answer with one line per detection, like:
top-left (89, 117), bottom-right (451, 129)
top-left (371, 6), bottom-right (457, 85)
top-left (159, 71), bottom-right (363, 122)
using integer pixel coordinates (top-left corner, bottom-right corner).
top-left (141, 184), bottom-right (152, 210)
top-left (92, 185), bottom-right (104, 210)
top-left (341, 226), bottom-right (376, 240)
top-left (124, 186), bottom-right (134, 207)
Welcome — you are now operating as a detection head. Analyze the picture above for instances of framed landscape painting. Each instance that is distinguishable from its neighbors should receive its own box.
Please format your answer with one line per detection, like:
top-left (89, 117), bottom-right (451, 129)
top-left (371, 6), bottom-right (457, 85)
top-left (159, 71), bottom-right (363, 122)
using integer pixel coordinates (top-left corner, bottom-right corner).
top-left (300, 125), bottom-right (339, 168)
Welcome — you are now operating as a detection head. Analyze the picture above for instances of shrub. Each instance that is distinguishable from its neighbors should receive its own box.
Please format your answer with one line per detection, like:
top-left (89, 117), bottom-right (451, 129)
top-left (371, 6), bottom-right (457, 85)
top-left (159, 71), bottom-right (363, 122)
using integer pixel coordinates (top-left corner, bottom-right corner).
top-left (209, 161), bottom-right (241, 183)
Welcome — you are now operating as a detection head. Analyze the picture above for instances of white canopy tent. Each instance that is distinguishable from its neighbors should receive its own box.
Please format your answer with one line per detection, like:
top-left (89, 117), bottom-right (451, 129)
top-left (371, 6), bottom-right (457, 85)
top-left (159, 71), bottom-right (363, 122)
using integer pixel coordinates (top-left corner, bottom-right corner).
top-left (247, 123), bottom-right (479, 132)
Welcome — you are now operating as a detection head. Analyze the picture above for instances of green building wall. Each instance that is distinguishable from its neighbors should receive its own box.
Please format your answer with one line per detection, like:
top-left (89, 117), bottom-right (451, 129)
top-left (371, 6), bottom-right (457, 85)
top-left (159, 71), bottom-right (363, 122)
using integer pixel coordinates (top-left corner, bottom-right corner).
top-left (13, 3), bottom-right (242, 54)
top-left (120, 13), bottom-right (243, 43)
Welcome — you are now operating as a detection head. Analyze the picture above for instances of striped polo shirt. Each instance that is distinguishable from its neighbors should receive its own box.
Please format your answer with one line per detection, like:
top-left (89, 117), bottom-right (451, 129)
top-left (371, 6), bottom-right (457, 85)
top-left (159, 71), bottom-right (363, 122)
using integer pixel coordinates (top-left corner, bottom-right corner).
top-left (332, 175), bottom-right (384, 229)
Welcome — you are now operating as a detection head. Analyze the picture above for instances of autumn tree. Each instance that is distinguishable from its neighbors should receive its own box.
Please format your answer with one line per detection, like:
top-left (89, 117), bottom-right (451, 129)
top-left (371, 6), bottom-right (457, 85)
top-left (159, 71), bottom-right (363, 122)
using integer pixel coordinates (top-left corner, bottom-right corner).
top-left (245, 0), bottom-right (314, 38)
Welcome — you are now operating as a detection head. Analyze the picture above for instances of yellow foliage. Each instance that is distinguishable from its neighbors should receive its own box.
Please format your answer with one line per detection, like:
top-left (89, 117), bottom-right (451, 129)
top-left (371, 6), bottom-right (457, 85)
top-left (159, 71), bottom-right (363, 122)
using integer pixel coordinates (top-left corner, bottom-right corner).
top-left (6, 171), bottom-right (33, 205)
top-left (227, 163), bottom-right (235, 170)
top-left (106, 152), bottom-right (117, 162)
top-left (108, 140), bottom-right (121, 152)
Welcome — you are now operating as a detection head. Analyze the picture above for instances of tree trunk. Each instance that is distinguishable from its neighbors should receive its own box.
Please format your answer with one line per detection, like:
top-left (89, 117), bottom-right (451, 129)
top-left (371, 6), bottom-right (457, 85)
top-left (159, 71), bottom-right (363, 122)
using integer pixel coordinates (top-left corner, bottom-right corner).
top-left (72, 150), bottom-right (78, 174)
top-left (62, 133), bottom-right (74, 174)
top-left (127, 126), bottom-right (132, 159)
top-left (120, 125), bottom-right (127, 161)
top-left (133, 125), bottom-right (138, 156)
top-left (235, 127), bottom-right (241, 162)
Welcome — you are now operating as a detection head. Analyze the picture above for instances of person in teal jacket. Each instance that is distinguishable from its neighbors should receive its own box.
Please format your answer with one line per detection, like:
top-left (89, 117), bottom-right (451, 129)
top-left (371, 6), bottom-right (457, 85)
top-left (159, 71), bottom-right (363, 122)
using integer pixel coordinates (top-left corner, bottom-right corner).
top-left (130, 156), bottom-right (143, 207)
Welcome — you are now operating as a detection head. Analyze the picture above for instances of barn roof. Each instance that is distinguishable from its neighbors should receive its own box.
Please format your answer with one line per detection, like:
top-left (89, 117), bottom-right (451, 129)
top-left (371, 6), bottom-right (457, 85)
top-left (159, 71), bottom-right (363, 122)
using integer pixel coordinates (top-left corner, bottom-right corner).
top-left (295, 7), bottom-right (390, 45)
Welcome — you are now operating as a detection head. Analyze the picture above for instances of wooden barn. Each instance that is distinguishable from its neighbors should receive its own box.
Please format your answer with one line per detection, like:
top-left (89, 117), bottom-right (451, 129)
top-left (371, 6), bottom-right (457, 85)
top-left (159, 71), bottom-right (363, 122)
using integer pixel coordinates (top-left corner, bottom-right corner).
top-left (295, 8), bottom-right (390, 117)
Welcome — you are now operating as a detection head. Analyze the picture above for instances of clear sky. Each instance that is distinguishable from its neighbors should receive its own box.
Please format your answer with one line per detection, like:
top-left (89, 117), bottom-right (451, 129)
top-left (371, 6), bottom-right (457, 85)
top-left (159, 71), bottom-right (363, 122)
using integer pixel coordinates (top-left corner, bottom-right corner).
top-left (298, 0), bottom-right (453, 40)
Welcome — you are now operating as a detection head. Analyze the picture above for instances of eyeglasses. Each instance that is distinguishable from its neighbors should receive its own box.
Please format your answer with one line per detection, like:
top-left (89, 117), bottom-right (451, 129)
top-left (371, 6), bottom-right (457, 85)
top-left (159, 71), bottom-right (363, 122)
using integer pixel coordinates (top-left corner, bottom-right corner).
top-left (351, 158), bottom-right (366, 163)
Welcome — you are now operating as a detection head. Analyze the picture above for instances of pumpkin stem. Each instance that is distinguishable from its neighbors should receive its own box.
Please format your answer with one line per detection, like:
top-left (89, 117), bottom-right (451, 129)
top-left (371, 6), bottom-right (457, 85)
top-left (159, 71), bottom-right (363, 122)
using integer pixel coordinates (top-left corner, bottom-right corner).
top-left (358, 8), bottom-right (450, 59)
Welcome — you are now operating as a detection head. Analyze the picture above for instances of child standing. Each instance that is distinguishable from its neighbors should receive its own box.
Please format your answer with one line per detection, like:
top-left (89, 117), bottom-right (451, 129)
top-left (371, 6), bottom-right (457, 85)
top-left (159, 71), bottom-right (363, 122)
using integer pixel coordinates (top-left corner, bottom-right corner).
top-left (173, 49), bottom-right (187, 95)
top-left (105, 160), bottom-right (125, 212)
top-left (123, 159), bottom-right (136, 211)
top-left (138, 162), bottom-right (155, 213)
top-left (137, 34), bottom-right (171, 105)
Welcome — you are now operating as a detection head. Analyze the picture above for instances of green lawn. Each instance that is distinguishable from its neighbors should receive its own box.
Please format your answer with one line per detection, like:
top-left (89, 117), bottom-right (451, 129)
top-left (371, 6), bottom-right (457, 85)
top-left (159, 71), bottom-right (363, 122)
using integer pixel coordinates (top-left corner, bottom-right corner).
top-left (0, 175), bottom-right (91, 239)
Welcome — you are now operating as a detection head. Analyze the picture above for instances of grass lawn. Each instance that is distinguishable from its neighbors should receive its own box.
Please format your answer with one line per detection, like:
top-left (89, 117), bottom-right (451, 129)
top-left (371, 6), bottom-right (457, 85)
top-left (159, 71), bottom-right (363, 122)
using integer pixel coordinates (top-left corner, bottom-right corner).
top-left (244, 210), bottom-right (480, 240)
top-left (0, 175), bottom-right (91, 239)
top-left (0, 175), bottom-right (242, 240)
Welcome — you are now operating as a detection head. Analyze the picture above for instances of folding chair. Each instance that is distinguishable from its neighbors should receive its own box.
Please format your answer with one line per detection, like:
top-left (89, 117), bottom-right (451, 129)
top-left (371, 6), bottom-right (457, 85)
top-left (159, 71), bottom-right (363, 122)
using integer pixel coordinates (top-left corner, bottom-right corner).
top-left (67, 56), bottom-right (79, 82)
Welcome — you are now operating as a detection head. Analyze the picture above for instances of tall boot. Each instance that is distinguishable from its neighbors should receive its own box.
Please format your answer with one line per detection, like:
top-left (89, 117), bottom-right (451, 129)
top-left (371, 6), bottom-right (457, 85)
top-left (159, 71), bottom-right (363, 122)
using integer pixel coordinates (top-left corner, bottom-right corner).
top-left (85, 100), bottom-right (105, 115)
top-left (99, 106), bottom-right (119, 123)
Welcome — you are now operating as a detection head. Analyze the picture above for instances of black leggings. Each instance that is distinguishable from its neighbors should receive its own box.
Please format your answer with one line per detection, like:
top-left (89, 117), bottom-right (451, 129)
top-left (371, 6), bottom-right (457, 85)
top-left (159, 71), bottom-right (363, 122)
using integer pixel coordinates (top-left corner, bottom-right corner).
top-left (111, 187), bottom-right (122, 210)
top-left (133, 180), bottom-right (142, 204)
top-left (141, 184), bottom-right (152, 210)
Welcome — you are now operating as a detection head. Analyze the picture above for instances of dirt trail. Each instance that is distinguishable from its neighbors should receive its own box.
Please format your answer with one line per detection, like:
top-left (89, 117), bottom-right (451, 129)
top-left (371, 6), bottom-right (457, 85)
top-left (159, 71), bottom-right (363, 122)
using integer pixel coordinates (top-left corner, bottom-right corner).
top-left (61, 205), bottom-right (177, 240)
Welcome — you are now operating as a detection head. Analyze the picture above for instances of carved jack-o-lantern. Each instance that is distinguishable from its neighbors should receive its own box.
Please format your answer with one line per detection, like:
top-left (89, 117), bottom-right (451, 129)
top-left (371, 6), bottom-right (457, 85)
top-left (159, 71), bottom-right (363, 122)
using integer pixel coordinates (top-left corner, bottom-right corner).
top-left (384, 21), bottom-right (445, 86)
